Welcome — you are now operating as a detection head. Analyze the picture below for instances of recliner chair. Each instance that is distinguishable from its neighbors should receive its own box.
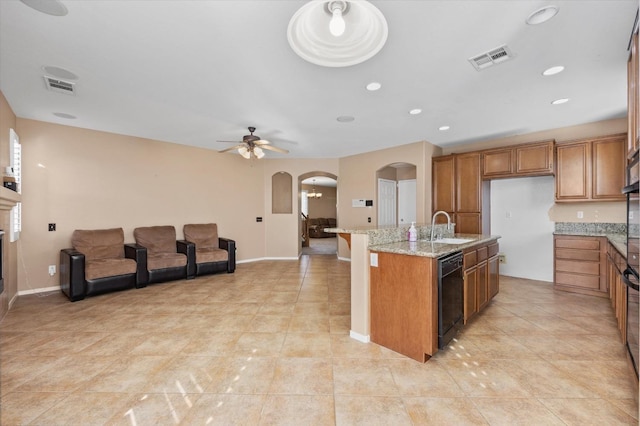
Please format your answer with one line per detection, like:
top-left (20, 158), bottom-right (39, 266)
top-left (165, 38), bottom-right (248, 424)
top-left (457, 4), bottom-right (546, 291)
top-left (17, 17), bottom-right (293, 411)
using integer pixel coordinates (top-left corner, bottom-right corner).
top-left (183, 223), bottom-right (236, 277)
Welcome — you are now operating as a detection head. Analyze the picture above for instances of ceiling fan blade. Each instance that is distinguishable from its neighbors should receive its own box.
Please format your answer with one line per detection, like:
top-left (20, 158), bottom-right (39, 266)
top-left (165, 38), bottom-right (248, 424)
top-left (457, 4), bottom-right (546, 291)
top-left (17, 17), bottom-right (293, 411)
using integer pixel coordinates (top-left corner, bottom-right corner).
top-left (218, 144), bottom-right (245, 153)
top-left (255, 139), bottom-right (270, 145)
top-left (261, 145), bottom-right (289, 154)
top-left (217, 140), bottom-right (242, 143)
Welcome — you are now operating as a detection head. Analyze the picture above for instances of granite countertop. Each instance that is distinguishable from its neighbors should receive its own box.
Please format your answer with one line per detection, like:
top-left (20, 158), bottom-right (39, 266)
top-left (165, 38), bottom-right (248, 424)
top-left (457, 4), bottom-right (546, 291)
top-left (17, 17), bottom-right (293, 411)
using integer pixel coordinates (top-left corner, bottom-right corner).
top-left (553, 222), bottom-right (627, 258)
top-left (368, 234), bottom-right (501, 258)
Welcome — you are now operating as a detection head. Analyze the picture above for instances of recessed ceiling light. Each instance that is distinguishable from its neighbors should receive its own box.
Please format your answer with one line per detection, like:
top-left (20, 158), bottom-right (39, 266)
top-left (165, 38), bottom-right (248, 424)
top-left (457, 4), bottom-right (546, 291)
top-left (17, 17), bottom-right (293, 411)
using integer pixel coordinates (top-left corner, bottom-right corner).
top-left (542, 66), bottom-right (564, 76)
top-left (42, 66), bottom-right (78, 80)
top-left (366, 82), bottom-right (381, 91)
top-left (53, 112), bottom-right (77, 119)
top-left (526, 6), bottom-right (559, 25)
top-left (551, 98), bottom-right (569, 105)
top-left (20, 0), bottom-right (68, 16)
top-left (439, 126), bottom-right (450, 131)
top-left (336, 115), bottom-right (355, 122)
top-left (409, 109), bottom-right (422, 115)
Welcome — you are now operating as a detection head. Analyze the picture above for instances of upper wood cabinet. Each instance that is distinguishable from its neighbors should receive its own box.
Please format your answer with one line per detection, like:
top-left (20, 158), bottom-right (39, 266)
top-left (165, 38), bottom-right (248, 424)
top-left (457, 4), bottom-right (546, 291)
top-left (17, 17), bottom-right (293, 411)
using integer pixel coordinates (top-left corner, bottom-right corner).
top-left (456, 152), bottom-right (482, 213)
top-left (482, 140), bottom-right (554, 180)
top-left (628, 23), bottom-right (639, 158)
top-left (432, 155), bottom-right (455, 213)
top-left (555, 134), bottom-right (626, 202)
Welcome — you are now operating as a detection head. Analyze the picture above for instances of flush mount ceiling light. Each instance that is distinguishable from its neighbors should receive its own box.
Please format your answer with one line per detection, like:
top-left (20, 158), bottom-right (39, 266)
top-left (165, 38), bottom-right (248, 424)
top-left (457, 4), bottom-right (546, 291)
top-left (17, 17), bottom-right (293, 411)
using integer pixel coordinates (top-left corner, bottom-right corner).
top-left (526, 5), bottom-right (559, 25)
top-left (409, 108), bottom-right (422, 115)
top-left (366, 81), bottom-right (382, 91)
top-left (439, 125), bottom-right (451, 131)
top-left (542, 65), bottom-right (565, 76)
top-left (20, 0), bottom-right (68, 16)
top-left (336, 115), bottom-right (355, 122)
top-left (551, 98), bottom-right (570, 105)
top-left (287, 0), bottom-right (388, 67)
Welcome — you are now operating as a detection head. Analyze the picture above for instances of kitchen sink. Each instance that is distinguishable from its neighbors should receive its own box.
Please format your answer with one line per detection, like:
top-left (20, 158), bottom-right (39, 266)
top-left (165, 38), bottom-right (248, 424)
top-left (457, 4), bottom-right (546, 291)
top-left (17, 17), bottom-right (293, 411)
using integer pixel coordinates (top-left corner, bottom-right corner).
top-left (432, 237), bottom-right (475, 244)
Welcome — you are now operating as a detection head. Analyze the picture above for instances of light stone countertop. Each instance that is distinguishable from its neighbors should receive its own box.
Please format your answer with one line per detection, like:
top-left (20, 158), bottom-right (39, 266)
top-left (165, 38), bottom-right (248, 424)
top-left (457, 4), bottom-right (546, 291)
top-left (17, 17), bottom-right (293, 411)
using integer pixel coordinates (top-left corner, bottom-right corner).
top-left (368, 234), bottom-right (501, 258)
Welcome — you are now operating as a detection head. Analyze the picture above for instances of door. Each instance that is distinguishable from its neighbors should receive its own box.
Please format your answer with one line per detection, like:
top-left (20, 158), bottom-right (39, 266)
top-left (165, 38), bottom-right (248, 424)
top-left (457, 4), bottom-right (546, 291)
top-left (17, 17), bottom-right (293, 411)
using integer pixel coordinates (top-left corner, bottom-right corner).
top-left (397, 179), bottom-right (416, 225)
top-left (378, 178), bottom-right (396, 226)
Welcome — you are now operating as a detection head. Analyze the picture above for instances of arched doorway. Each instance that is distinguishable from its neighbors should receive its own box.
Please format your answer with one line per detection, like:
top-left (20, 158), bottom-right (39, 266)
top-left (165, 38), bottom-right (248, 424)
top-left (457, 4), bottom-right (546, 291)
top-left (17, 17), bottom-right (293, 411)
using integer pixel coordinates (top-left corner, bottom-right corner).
top-left (299, 171), bottom-right (338, 256)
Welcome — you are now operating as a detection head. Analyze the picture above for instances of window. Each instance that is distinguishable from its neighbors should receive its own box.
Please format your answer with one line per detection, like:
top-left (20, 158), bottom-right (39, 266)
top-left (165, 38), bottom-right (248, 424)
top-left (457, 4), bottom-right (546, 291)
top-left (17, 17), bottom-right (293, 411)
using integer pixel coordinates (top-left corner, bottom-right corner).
top-left (9, 129), bottom-right (21, 242)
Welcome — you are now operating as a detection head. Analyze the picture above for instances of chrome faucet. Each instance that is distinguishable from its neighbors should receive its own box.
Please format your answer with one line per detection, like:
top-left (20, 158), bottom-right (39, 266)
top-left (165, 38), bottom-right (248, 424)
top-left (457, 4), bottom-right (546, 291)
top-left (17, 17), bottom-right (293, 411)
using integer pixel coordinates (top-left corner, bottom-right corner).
top-left (430, 210), bottom-right (452, 241)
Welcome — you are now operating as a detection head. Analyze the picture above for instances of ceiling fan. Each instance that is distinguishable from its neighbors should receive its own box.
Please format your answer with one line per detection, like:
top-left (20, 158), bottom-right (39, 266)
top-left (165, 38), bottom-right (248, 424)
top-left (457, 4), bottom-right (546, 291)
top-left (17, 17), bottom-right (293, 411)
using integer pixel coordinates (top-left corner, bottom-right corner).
top-left (218, 127), bottom-right (289, 159)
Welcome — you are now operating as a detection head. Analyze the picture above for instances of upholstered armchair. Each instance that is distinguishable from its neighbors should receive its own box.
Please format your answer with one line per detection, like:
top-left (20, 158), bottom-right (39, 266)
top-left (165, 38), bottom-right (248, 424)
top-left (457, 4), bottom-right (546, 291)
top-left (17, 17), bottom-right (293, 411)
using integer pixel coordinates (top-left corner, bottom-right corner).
top-left (60, 228), bottom-right (143, 302)
top-left (129, 226), bottom-right (193, 285)
top-left (183, 223), bottom-right (236, 277)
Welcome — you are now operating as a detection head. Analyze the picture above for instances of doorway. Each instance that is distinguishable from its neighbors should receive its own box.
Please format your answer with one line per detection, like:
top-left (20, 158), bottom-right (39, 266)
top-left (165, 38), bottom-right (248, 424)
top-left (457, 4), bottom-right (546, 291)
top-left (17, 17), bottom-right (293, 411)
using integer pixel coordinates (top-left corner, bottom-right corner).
top-left (376, 163), bottom-right (417, 226)
top-left (299, 172), bottom-right (338, 256)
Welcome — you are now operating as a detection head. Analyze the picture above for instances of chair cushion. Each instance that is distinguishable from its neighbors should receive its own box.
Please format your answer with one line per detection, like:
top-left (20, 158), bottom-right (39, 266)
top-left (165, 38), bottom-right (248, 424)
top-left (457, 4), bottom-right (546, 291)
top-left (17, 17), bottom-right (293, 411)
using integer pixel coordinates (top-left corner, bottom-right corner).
top-left (184, 223), bottom-right (218, 249)
top-left (72, 228), bottom-right (125, 261)
top-left (134, 226), bottom-right (177, 255)
top-left (85, 258), bottom-right (136, 280)
top-left (196, 247), bottom-right (228, 263)
top-left (147, 252), bottom-right (187, 270)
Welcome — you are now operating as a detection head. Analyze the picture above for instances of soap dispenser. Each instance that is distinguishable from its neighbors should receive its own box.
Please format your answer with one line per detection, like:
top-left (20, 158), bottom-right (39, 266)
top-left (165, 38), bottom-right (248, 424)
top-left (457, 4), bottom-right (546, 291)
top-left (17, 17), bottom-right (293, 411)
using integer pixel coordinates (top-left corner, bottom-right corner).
top-left (408, 222), bottom-right (417, 242)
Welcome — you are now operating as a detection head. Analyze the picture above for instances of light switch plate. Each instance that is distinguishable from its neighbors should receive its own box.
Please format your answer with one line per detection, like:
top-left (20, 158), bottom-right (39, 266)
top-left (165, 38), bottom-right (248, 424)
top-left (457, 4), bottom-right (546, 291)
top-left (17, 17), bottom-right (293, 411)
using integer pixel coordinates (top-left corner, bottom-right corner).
top-left (370, 253), bottom-right (378, 267)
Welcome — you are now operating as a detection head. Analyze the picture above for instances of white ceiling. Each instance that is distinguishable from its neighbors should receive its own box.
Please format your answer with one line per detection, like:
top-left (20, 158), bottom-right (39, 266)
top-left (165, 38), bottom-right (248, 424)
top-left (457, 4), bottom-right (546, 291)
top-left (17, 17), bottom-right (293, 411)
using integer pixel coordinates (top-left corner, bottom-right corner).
top-left (0, 1), bottom-right (637, 159)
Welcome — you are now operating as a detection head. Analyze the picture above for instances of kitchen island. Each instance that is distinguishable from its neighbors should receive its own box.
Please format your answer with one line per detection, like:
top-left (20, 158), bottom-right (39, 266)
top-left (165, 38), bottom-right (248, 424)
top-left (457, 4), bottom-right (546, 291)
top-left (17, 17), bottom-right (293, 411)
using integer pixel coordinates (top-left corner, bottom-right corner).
top-left (328, 224), bottom-right (500, 361)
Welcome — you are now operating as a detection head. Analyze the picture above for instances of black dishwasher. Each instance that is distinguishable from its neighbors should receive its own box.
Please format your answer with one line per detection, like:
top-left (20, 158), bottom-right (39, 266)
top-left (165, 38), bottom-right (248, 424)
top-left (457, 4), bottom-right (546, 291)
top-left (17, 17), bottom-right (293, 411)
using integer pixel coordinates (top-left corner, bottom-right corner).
top-left (438, 251), bottom-right (464, 349)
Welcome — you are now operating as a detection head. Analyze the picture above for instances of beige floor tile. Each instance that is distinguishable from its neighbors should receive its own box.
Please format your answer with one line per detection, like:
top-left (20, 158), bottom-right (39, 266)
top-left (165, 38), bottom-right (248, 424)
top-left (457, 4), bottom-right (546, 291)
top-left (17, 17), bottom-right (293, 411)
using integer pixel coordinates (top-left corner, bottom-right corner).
top-left (84, 355), bottom-right (172, 392)
top-left (179, 393), bottom-right (266, 425)
top-left (288, 314), bottom-right (330, 333)
top-left (0, 355), bottom-right (61, 395)
top-left (259, 395), bottom-right (335, 425)
top-left (439, 359), bottom-right (533, 398)
top-left (248, 315), bottom-right (292, 332)
top-left (204, 356), bottom-right (276, 394)
top-left (0, 391), bottom-right (69, 425)
top-left (332, 358), bottom-right (398, 396)
top-left (330, 335), bottom-right (385, 359)
top-left (233, 332), bottom-right (286, 357)
top-left (472, 397), bottom-right (565, 425)
top-left (403, 397), bottom-right (489, 425)
top-left (539, 398), bottom-right (638, 425)
top-left (334, 395), bottom-right (412, 425)
top-left (329, 314), bottom-right (351, 334)
top-left (31, 391), bottom-right (134, 426)
top-left (388, 357), bottom-right (465, 397)
top-left (281, 332), bottom-right (332, 357)
top-left (130, 332), bottom-right (192, 355)
top-left (550, 360), bottom-right (638, 400)
top-left (607, 398), bottom-right (640, 420)
top-left (180, 331), bottom-right (241, 356)
top-left (269, 357), bottom-right (334, 395)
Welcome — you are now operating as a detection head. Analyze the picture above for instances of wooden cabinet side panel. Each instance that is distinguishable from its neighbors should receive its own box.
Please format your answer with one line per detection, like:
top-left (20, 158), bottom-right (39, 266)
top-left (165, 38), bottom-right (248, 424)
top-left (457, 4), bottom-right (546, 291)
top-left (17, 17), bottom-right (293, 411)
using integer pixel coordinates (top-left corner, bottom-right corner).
top-left (433, 156), bottom-right (456, 213)
top-left (455, 153), bottom-right (481, 212)
top-left (555, 143), bottom-right (590, 201)
top-left (592, 136), bottom-right (626, 200)
top-left (370, 252), bottom-right (437, 361)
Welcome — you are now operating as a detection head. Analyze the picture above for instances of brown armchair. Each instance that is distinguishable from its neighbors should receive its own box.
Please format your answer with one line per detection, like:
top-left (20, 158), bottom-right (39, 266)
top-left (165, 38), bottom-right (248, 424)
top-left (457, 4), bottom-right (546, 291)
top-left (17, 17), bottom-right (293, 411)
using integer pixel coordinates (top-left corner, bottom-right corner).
top-left (129, 226), bottom-right (192, 285)
top-left (60, 228), bottom-right (143, 301)
top-left (183, 223), bottom-right (236, 277)
top-left (308, 218), bottom-right (337, 238)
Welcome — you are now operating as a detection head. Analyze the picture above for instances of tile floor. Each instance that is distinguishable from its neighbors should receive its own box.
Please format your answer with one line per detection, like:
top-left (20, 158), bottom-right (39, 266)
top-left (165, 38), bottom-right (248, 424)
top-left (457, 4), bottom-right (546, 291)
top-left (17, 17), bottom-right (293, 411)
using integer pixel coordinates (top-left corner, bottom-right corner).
top-left (1, 254), bottom-right (638, 425)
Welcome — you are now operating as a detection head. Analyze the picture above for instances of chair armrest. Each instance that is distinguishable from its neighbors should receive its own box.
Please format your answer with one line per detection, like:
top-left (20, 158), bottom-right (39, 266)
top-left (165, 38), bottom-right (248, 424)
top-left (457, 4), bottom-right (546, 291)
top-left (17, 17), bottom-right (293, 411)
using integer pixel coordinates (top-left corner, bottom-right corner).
top-left (125, 243), bottom-right (148, 287)
top-left (60, 248), bottom-right (86, 301)
top-left (219, 237), bottom-right (236, 273)
top-left (177, 240), bottom-right (196, 279)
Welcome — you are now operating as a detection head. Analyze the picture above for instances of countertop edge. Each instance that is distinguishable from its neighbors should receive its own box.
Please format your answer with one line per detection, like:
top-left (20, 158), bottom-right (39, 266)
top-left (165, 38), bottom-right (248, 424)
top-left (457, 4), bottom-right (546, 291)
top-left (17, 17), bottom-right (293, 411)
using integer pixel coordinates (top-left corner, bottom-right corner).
top-left (368, 234), bottom-right (501, 258)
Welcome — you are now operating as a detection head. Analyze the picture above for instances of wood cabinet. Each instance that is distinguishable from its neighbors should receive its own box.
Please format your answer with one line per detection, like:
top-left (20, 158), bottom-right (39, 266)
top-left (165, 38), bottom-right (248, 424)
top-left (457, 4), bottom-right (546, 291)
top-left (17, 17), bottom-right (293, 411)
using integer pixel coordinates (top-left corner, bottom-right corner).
top-left (370, 252), bottom-right (438, 362)
top-left (555, 134), bottom-right (626, 202)
top-left (462, 240), bottom-right (499, 323)
top-left (432, 152), bottom-right (487, 234)
top-left (554, 235), bottom-right (608, 297)
top-left (629, 25), bottom-right (639, 158)
top-left (607, 242), bottom-right (628, 344)
top-left (482, 140), bottom-right (555, 179)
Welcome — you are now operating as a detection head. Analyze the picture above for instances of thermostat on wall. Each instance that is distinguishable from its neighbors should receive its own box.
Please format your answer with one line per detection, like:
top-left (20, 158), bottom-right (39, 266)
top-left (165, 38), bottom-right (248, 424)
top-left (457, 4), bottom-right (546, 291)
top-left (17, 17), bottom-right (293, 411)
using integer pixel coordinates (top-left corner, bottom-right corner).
top-left (352, 199), bottom-right (366, 207)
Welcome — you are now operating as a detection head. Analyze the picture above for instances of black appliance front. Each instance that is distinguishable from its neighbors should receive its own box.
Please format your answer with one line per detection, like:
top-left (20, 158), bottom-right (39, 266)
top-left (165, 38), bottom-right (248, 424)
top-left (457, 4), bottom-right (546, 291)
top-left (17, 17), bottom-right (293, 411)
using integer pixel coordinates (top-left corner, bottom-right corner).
top-left (623, 151), bottom-right (639, 379)
top-left (438, 251), bottom-right (464, 349)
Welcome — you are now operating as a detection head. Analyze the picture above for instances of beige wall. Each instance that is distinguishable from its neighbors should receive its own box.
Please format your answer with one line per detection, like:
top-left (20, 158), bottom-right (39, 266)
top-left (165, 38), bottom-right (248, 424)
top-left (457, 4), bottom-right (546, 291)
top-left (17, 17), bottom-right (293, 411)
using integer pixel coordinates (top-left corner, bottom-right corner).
top-left (0, 92), bottom-right (18, 318)
top-left (442, 118), bottom-right (628, 224)
top-left (301, 184), bottom-right (337, 219)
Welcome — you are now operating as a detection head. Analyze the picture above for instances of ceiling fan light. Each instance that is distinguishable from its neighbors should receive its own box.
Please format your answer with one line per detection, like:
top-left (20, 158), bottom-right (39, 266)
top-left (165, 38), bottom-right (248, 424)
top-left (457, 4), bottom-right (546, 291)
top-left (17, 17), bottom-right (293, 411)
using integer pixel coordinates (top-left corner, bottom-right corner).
top-left (238, 146), bottom-right (251, 159)
top-left (254, 147), bottom-right (265, 159)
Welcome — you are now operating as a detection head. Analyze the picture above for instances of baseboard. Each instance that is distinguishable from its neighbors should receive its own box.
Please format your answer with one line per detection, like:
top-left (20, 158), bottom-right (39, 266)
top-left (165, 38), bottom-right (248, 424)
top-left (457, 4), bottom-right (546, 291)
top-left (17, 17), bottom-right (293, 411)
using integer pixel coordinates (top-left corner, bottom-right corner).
top-left (338, 256), bottom-right (351, 262)
top-left (18, 285), bottom-right (59, 296)
top-left (349, 330), bottom-right (370, 343)
top-left (237, 257), bottom-right (300, 264)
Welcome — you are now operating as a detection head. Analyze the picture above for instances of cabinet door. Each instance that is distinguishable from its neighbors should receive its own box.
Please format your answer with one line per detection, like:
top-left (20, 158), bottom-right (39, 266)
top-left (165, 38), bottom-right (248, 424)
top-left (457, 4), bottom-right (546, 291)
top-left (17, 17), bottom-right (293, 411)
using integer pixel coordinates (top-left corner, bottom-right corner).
top-left (432, 156), bottom-right (455, 213)
top-left (482, 148), bottom-right (513, 178)
top-left (463, 266), bottom-right (477, 324)
top-left (592, 135), bottom-right (626, 201)
top-left (555, 142), bottom-right (590, 201)
top-left (629, 31), bottom-right (639, 157)
top-left (515, 141), bottom-right (554, 175)
top-left (488, 255), bottom-right (499, 299)
top-left (455, 212), bottom-right (482, 234)
top-left (477, 260), bottom-right (489, 310)
top-left (455, 152), bottom-right (481, 212)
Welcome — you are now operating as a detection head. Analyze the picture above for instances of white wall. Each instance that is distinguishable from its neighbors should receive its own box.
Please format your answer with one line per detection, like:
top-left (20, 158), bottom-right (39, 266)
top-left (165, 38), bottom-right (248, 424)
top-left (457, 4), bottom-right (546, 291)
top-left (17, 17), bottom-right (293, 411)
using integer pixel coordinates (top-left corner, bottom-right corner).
top-left (490, 176), bottom-right (555, 282)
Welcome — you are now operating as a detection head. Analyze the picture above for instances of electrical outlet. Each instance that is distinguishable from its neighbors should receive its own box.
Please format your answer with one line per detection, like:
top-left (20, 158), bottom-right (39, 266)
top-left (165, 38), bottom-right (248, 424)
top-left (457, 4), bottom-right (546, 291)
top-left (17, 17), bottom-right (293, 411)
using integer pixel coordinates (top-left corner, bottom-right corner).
top-left (48, 265), bottom-right (56, 276)
top-left (499, 254), bottom-right (506, 264)
top-left (577, 211), bottom-right (584, 219)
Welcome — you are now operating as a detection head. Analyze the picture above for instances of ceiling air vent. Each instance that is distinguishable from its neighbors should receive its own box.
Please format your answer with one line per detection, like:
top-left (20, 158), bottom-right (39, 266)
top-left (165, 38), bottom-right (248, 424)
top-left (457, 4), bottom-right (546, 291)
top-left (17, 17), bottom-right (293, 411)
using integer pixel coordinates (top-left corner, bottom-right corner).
top-left (43, 76), bottom-right (76, 95)
top-left (468, 45), bottom-right (514, 71)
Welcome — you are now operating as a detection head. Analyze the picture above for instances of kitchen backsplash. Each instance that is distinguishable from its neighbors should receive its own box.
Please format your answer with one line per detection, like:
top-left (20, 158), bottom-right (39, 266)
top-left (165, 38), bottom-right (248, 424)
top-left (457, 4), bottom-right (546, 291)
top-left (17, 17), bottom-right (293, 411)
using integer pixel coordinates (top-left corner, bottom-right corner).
top-left (555, 222), bottom-right (626, 235)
